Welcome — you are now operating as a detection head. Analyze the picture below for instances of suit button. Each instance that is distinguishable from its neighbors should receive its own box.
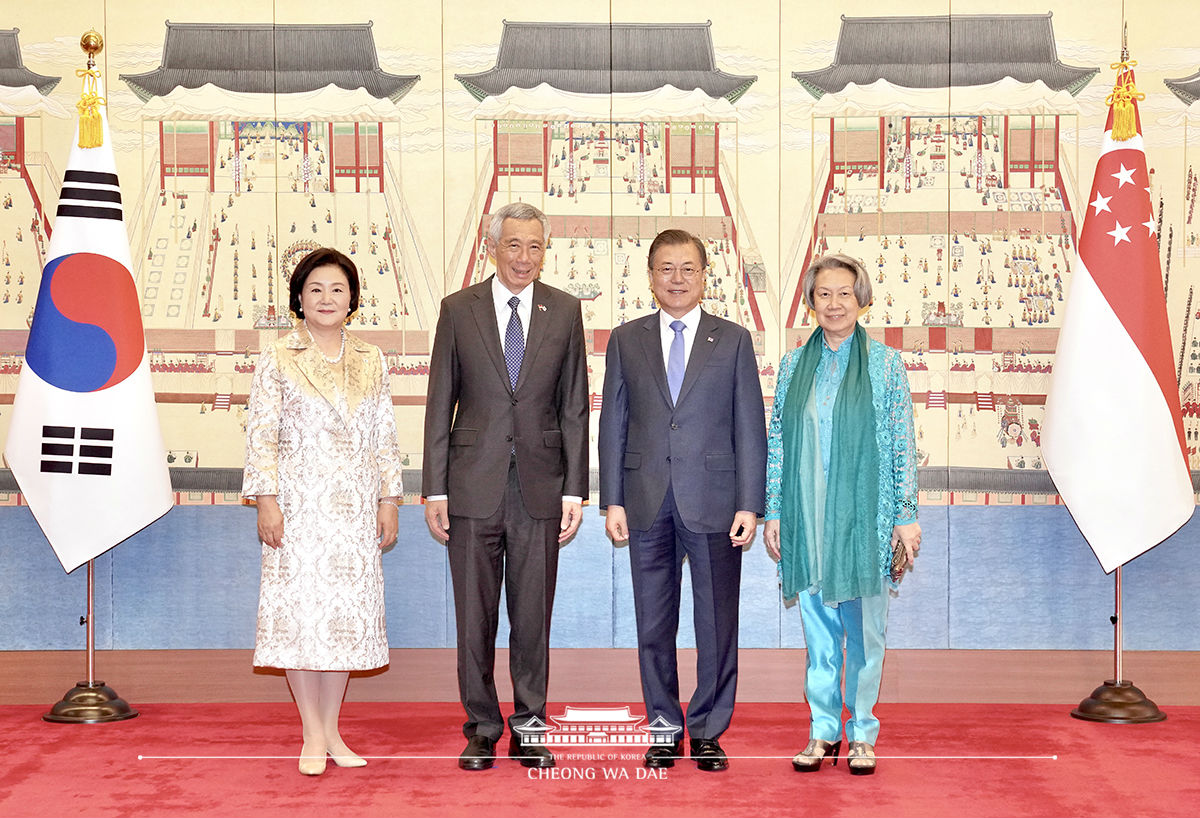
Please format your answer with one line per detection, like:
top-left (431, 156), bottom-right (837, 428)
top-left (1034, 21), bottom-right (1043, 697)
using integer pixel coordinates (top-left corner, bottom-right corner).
top-left (670, 423), bottom-right (679, 430)
top-left (506, 435), bottom-right (513, 442)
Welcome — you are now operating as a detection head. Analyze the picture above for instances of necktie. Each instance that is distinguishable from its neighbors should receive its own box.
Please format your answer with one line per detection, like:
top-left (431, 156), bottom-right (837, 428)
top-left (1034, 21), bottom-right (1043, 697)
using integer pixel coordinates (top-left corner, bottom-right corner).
top-left (505, 296), bottom-right (524, 389)
top-left (667, 319), bottom-right (685, 404)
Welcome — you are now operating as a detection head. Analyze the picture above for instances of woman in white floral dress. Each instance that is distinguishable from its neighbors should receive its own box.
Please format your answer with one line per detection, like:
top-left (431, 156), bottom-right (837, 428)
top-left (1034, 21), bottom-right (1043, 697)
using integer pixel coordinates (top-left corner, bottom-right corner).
top-left (243, 247), bottom-right (404, 775)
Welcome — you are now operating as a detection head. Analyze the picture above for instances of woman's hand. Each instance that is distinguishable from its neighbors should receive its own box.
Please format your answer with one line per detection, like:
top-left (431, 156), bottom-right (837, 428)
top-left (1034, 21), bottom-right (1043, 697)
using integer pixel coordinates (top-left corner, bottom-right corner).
top-left (892, 521), bottom-right (922, 569)
top-left (256, 496), bottom-right (284, 549)
top-left (763, 519), bottom-right (781, 562)
top-left (378, 499), bottom-right (399, 549)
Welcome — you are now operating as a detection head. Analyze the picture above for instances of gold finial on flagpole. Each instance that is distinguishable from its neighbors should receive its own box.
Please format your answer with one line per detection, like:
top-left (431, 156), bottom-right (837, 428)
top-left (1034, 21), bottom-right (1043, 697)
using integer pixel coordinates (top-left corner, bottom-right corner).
top-left (76, 30), bottom-right (105, 148)
top-left (80, 29), bottom-right (103, 65)
top-left (1106, 23), bottom-right (1143, 143)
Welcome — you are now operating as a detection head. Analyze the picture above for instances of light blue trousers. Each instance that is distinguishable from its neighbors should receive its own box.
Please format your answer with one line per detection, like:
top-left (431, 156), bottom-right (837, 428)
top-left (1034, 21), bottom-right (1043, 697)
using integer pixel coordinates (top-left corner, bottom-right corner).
top-left (797, 585), bottom-right (889, 745)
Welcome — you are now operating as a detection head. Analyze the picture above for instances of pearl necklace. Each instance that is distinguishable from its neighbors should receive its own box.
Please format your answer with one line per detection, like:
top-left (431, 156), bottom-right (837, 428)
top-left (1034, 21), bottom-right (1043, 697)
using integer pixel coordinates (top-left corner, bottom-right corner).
top-left (306, 322), bottom-right (346, 364)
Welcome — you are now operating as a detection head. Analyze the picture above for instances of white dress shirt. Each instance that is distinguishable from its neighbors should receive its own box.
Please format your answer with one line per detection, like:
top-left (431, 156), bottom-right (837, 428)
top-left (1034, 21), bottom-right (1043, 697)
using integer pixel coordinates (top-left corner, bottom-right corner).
top-left (659, 304), bottom-right (703, 371)
top-left (493, 276), bottom-right (532, 350)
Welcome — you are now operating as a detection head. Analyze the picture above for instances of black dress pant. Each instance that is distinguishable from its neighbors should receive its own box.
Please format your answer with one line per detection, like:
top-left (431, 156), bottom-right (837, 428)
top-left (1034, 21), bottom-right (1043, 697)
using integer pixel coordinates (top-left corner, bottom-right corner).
top-left (447, 458), bottom-right (559, 740)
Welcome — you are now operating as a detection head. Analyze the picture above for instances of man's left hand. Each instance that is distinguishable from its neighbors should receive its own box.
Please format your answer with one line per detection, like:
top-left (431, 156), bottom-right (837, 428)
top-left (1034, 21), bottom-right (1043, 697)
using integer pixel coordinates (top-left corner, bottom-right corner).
top-left (729, 510), bottom-right (757, 548)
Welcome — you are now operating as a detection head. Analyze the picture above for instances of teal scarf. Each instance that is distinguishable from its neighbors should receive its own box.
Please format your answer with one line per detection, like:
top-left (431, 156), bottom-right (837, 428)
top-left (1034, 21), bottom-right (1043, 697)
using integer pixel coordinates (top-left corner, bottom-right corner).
top-left (780, 323), bottom-right (881, 605)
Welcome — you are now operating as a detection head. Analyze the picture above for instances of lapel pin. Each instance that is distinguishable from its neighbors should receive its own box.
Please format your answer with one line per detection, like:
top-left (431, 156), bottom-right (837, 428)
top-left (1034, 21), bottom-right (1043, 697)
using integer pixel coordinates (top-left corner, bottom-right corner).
top-left (706, 336), bottom-right (715, 343)
top-left (537, 304), bottom-right (547, 312)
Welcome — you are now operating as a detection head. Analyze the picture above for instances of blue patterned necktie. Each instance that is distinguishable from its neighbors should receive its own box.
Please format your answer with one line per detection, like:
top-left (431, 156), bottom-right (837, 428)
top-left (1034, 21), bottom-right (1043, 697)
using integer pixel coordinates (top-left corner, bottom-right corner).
top-left (667, 319), bottom-right (685, 404)
top-left (505, 296), bottom-right (524, 389)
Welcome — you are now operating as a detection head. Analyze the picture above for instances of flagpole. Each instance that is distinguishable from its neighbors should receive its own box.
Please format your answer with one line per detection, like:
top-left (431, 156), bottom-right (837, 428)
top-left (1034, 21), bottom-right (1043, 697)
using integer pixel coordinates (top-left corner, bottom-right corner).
top-left (1114, 566), bottom-right (1122, 684)
top-left (1070, 565), bottom-right (1165, 724)
top-left (32, 30), bottom-right (145, 724)
top-left (43, 558), bottom-right (138, 723)
top-left (86, 557), bottom-right (94, 684)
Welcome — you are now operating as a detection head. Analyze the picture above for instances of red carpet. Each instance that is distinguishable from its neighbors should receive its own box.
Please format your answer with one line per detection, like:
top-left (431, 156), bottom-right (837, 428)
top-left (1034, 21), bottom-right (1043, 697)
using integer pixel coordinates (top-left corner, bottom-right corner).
top-left (5, 701), bottom-right (1198, 817)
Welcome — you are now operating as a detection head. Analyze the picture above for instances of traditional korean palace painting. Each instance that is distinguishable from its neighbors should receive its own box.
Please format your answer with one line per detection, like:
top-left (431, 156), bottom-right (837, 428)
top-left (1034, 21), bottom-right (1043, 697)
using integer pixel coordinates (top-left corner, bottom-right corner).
top-left (1, 21), bottom-right (438, 470)
top-left (451, 21), bottom-right (770, 367)
top-left (1164, 67), bottom-right (1200, 471)
top-left (0, 28), bottom-right (65, 339)
top-left (784, 13), bottom-right (1099, 477)
top-left (1, 7), bottom-right (1200, 500)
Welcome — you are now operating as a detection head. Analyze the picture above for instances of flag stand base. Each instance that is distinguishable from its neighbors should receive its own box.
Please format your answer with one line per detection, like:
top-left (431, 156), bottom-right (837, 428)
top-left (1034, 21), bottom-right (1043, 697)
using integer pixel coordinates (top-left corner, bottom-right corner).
top-left (43, 681), bottom-right (139, 724)
top-left (1070, 679), bottom-right (1166, 724)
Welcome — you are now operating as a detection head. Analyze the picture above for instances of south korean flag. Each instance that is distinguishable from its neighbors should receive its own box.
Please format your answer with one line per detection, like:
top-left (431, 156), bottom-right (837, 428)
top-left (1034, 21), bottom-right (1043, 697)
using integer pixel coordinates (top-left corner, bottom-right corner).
top-left (4, 71), bottom-right (171, 572)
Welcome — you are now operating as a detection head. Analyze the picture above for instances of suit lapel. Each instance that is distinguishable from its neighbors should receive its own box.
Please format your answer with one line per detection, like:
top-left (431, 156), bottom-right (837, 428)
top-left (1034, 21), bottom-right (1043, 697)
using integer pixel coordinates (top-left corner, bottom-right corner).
top-left (635, 313), bottom-right (673, 407)
top-left (675, 311), bottom-right (721, 408)
top-left (514, 281), bottom-right (552, 393)
top-left (469, 277), bottom-right (512, 393)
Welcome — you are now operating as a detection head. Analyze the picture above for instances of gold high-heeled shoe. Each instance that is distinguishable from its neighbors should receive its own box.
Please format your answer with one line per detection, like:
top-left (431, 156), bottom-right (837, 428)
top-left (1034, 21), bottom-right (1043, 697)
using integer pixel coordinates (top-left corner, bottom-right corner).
top-left (846, 741), bottom-right (876, 775)
top-left (791, 739), bottom-right (841, 772)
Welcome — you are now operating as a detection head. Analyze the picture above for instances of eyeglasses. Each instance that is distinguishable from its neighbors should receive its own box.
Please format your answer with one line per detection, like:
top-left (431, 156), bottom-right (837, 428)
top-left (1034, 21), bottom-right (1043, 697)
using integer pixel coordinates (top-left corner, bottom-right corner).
top-left (651, 265), bottom-right (703, 279)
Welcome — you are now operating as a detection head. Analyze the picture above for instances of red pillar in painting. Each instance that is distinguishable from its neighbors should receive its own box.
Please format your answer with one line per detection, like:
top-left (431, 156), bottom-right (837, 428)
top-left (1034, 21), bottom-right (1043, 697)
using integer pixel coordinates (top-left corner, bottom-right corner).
top-left (690, 123), bottom-right (696, 194)
top-left (1054, 115), bottom-right (1060, 176)
top-left (493, 119), bottom-right (499, 180)
top-left (977, 115), bottom-right (984, 193)
top-left (713, 122), bottom-right (719, 181)
top-left (232, 121), bottom-right (240, 194)
top-left (14, 115), bottom-right (24, 173)
top-left (542, 121), bottom-right (549, 192)
top-left (1002, 115), bottom-right (1010, 190)
top-left (159, 120), bottom-right (166, 191)
top-left (208, 121), bottom-right (216, 193)
top-left (328, 122), bottom-right (335, 193)
top-left (904, 117), bottom-right (911, 194)
top-left (354, 122), bottom-right (361, 193)
top-left (302, 122), bottom-right (309, 193)
top-left (1029, 115), bottom-right (1036, 189)
top-left (878, 117), bottom-right (886, 189)
top-left (377, 122), bottom-right (384, 193)
top-left (665, 123), bottom-right (671, 194)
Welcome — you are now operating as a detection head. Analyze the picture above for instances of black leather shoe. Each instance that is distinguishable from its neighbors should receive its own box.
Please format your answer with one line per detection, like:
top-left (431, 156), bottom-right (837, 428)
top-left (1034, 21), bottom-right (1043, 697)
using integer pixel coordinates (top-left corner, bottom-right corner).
top-left (509, 736), bottom-right (555, 768)
top-left (644, 741), bottom-right (683, 768)
top-left (690, 737), bottom-right (728, 772)
top-left (458, 735), bottom-right (496, 770)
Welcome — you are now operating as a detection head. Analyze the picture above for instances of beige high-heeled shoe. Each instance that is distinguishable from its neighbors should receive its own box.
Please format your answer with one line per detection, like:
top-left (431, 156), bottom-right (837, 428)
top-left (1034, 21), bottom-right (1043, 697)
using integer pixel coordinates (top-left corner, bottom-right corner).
top-left (298, 753), bottom-right (327, 776)
top-left (791, 739), bottom-right (841, 772)
top-left (846, 741), bottom-right (876, 775)
top-left (329, 752), bottom-right (367, 768)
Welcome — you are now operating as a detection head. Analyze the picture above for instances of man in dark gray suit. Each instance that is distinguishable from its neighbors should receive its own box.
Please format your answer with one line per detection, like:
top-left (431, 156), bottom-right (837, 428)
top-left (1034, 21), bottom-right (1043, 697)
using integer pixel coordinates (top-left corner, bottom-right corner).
top-left (423, 202), bottom-right (588, 771)
top-left (598, 229), bottom-right (766, 772)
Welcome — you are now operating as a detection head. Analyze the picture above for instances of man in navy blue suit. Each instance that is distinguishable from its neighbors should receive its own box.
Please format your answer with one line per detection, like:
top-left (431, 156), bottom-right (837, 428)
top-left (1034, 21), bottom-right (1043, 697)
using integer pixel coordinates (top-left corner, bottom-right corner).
top-left (598, 229), bottom-right (766, 772)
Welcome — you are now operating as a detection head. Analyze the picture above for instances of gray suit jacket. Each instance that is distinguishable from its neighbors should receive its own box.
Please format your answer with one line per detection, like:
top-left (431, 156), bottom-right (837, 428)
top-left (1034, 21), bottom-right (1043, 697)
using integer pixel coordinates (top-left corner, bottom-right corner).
top-left (422, 277), bottom-right (589, 519)
top-left (598, 310), bottom-right (766, 533)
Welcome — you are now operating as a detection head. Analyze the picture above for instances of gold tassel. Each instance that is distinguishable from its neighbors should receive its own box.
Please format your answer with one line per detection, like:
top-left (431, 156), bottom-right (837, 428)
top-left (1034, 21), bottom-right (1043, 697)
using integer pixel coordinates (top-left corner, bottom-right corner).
top-left (76, 68), bottom-right (106, 148)
top-left (1105, 59), bottom-right (1144, 142)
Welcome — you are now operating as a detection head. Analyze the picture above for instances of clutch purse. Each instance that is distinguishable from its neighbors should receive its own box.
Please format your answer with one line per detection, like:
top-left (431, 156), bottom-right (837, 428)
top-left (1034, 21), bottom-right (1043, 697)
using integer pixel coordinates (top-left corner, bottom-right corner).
top-left (889, 540), bottom-right (908, 582)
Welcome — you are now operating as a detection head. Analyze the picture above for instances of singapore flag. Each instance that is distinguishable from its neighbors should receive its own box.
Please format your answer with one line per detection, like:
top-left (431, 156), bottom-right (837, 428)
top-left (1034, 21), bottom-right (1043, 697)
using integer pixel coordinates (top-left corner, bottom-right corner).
top-left (1043, 65), bottom-right (1194, 572)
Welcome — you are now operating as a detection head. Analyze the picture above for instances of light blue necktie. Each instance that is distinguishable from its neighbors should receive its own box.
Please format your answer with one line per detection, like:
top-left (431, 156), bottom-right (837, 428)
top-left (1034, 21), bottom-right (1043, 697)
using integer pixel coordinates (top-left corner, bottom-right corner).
top-left (667, 319), bottom-right (685, 404)
top-left (504, 296), bottom-right (523, 389)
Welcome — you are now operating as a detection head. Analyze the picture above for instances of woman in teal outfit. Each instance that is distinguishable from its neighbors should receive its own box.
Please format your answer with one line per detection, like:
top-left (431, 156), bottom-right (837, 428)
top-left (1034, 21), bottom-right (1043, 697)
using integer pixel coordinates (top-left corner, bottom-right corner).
top-left (763, 253), bottom-right (921, 775)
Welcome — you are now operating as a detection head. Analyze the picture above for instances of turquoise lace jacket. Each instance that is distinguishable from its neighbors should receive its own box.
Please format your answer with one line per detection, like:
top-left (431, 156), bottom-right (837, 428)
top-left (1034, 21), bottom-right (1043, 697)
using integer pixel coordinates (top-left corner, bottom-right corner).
top-left (766, 335), bottom-right (919, 582)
